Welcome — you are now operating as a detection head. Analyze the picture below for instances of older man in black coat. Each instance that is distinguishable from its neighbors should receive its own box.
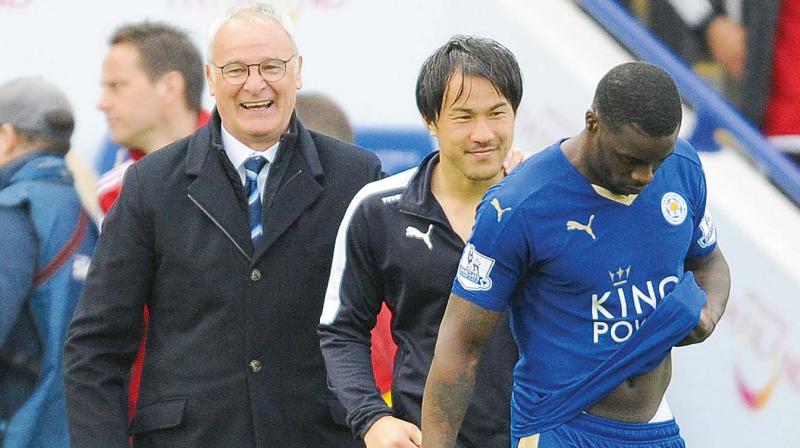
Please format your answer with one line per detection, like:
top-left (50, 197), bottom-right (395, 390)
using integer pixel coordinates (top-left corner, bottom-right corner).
top-left (63, 3), bottom-right (381, 447)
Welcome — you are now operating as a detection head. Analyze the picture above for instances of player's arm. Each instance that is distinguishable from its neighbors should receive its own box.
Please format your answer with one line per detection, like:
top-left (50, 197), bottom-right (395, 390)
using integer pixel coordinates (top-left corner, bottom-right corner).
top-left (318, 196), bottom-right (410, 446)
top-left (679, 245), bottom-right (730, 346)
top-left (421, 293), bottom-right (503, 448)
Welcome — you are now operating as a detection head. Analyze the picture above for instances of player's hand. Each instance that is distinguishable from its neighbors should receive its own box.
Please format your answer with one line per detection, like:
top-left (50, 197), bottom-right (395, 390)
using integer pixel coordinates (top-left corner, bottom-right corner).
top-left (502, 146), bottom-right (528, 175)
top-left (676, 306), bottom-right (717, 346)
top-left (705, 15), bottom-right (746, 80)
top-left (364, 415), bottom-right (422, 448)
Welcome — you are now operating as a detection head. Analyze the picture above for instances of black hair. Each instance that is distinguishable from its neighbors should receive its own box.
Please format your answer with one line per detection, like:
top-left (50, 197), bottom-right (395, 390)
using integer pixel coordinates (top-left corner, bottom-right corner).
top-left (111, 22), bottom-right (205, 112)
top-left (415, 35), bottom-right (523, 124)
top-left (593, 62), bottom-right (682, 137)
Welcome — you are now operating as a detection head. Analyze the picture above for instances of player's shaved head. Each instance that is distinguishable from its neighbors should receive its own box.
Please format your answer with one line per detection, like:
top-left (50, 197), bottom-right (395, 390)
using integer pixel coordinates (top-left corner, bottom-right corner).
top-left (593, 62), bottom-right (682, 137)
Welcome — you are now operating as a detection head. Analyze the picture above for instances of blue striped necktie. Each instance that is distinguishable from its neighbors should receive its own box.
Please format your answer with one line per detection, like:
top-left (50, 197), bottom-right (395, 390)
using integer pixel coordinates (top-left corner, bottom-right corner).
top-left (244, 156), bottom-right (268, 247)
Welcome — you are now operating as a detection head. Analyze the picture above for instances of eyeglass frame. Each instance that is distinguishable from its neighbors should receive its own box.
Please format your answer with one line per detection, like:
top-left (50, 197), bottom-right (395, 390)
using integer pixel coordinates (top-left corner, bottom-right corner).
top-left (211, 54), bottom-right (298, 85)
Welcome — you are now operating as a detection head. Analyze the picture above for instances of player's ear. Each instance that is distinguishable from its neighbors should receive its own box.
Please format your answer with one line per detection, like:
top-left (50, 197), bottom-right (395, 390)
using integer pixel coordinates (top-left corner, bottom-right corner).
top-left (585, 108), bottom-right (598, 133)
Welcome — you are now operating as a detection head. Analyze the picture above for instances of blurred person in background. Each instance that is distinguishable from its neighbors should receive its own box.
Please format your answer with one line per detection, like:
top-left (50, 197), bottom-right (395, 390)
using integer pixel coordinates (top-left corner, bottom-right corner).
top-left (319, 35), bottom-right (522, 448)
top-left (93, 21), bottom-right (210, 426)
top-left (63, 3), bottom-right (381, 447)
top-left (0, 76), bottom-right (98, 448)
top-left (629, 0), bottom-right (800, 164)
top-left (95, 21), bottom-right (210, 220)
top-left (295, 91), bottom-right (355, 143)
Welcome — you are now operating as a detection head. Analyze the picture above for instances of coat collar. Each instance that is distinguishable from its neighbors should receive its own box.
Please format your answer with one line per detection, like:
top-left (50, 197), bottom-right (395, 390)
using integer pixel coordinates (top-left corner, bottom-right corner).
top-left (185, 108), bottom-right (325, 264)
top-left (184, 109), bottom-right (323, 180)
top-left (1, 150), bottom-right (68, 188)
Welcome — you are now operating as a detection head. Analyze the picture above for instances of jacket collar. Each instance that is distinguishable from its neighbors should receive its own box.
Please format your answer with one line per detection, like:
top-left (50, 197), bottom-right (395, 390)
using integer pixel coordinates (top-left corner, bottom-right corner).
top-left (1, 150), bottom-right (67, 188)
top-left (185, 108), bottom-right (323, 180)
top-left (274, 111), bottom-right (324, 179)
top-left (398, 151), bottom-right (450, 227)
top-left (185, 107), bottom-right (326, 264)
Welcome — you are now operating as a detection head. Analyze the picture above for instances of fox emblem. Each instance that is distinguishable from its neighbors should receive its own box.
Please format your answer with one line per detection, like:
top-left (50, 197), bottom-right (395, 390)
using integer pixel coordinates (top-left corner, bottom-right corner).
top-left (566, 214), bottom-right (596, 240)
top-left (491, 198), bottom-right (512, 222)
top-left (405, 224), bottom-right (434, 250)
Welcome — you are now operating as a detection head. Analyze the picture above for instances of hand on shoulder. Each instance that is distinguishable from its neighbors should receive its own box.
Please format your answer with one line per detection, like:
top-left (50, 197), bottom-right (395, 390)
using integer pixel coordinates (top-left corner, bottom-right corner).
top-left (502, 146), bottom-right (529, 175)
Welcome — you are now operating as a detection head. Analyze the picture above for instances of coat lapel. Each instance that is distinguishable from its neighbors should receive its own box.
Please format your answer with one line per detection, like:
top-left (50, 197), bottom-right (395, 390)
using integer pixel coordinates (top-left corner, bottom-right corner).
top-left (185, 115), bottom-right (253, 262)
top-left (253, 120), bottom-right (325, 262)
top-left (185, 110), bottom-right (325, 264)
top-left (254, 148), bottom-right (322, 262)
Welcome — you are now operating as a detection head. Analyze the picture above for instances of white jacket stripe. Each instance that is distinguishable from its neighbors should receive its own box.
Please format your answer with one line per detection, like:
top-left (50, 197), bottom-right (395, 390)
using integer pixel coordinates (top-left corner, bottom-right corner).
top-left (319, 167), bottom-right (417, 325)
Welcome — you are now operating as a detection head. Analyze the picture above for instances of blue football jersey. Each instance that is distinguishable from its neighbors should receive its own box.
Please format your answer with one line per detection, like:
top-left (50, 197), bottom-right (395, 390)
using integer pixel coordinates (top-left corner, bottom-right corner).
top-left (453, 138), bottom-right (717, 434)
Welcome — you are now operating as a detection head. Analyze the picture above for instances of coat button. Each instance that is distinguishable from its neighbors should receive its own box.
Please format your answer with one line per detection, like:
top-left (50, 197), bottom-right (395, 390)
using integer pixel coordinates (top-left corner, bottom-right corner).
top-left (249, 359), bottom-right (262, 373)
top-left (250, 269), bottom-right (261, 281)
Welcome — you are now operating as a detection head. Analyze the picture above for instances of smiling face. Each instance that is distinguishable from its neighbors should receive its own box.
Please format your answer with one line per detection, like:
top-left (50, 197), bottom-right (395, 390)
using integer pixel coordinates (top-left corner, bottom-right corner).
top-left (428, 73), bottom-right (515, 185)
top-left (586, 110), bottom-right (678, 195)
top-left (206, 18), bottom-right (302, 150)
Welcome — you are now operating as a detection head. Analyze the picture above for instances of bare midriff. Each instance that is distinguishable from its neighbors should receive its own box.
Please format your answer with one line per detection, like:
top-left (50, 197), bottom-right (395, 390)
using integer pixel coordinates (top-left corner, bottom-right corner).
top-left (585, 354), bottom-right (672, 422)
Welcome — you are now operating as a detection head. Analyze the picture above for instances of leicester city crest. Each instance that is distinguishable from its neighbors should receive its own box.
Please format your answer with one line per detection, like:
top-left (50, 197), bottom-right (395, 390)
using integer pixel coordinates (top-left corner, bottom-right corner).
top-left (661, 192), bottom-right (688, 226)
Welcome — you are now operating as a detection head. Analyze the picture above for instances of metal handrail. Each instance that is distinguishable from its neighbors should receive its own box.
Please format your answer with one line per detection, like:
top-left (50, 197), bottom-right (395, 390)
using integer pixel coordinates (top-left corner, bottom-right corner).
top-left (577, 0), bottom-right (800, 204)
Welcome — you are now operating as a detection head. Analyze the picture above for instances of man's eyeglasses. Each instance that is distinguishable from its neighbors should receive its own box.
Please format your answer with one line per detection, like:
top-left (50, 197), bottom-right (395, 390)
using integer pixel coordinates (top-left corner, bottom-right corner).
top-left (212, 55), bottom-right (297, 85)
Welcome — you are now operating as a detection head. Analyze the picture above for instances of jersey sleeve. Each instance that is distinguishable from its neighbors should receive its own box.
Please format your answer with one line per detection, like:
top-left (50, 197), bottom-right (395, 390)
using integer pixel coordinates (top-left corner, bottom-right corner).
top-left (685, 159), bottom-right (718, 261)
top-left (452, 193), bottom-right (531, 312)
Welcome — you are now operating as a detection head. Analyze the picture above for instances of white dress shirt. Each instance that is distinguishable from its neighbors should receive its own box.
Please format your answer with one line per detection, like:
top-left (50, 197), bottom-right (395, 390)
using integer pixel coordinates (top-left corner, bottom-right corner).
top-left (221, 125), bottom-right (279, 200)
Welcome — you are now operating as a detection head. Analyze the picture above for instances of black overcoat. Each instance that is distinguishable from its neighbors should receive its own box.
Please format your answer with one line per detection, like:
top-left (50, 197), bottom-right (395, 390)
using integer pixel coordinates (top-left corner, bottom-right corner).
top-left (64, 111), bottom-right (382, 447)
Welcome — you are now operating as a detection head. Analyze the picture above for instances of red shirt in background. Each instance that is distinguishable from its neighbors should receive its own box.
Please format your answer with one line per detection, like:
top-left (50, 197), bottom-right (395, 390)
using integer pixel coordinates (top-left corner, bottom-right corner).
top-left (371, 304), bottom-right (396, 400)
top-left (763, 0), bottom-right (800, 136)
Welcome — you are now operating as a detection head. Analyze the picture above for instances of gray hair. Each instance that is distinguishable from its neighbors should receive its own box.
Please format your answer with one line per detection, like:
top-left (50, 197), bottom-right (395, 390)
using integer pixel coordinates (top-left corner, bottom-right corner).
top-left (207, 2), bottom-right (299, 63)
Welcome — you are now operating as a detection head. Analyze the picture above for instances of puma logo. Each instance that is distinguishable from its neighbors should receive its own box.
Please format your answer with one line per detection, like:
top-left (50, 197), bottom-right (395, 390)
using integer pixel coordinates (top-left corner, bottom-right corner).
top-left (405, 224), bottom-right (433, 250)
top-left (491, 198), bottom-right (511, 222)
top-left (566, 214), bottom-right (596, 240)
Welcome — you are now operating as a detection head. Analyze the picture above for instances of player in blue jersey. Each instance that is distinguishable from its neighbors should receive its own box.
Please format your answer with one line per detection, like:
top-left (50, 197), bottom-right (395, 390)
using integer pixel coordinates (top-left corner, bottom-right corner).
top-left (421, 62), bottom-right (731, 448)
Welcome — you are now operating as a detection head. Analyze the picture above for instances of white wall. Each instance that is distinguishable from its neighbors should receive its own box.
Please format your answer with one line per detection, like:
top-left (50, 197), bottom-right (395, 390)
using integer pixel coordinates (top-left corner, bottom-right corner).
top-left (0, 0), bottom-right (592, 168)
